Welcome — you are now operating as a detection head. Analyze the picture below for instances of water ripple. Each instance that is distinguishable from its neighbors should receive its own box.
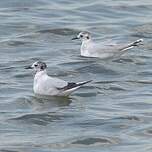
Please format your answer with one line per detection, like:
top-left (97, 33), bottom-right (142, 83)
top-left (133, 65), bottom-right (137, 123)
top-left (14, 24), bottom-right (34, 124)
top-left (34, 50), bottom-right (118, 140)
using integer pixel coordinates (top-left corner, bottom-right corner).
top-left (0, 0), bottom-right (151, 151)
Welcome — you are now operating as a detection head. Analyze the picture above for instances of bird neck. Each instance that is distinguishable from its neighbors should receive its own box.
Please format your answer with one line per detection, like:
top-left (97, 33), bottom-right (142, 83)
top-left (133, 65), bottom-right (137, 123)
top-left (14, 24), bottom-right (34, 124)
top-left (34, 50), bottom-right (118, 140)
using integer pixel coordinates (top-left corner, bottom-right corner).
top-left (82, 38), bottom-right (92, 44)
top-left (81, 39), bottom-right (92, 54)
top-left (35, 70), bottom-right (47, 79)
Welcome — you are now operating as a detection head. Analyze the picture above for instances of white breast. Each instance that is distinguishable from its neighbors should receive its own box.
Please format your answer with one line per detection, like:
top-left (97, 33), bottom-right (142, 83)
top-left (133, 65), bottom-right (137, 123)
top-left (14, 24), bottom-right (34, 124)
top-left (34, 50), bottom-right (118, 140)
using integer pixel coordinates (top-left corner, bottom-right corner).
top-left (33, 71), bottom-right (68, 96)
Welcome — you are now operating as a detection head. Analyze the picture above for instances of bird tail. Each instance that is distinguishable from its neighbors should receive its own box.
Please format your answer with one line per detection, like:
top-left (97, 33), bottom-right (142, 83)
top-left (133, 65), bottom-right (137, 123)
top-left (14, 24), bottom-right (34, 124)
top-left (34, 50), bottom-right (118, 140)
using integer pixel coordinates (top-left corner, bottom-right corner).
top-left (127, 39), bottom-right (143, 47)
top-left (60, 80), bottom-right (92, 96)
top-left (76, 80), bottom-right (92, 87)
top-left (121, 39), bottom-right (143, 52)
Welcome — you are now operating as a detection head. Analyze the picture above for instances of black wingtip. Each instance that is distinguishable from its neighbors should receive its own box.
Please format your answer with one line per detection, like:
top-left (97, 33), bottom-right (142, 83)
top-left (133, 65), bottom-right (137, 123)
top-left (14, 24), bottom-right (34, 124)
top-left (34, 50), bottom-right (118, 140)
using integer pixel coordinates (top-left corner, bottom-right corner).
top-left (57, 80), bottom-right (92, 91)
top-left (131, 39), bottom-right (144, 46)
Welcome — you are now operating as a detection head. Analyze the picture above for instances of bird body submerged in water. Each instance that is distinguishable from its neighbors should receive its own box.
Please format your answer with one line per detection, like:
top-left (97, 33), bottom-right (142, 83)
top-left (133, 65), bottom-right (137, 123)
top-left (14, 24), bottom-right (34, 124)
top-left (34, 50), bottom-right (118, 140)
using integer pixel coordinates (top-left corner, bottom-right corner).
top-left (26, 61), bottom-right (91, 96)
top-left (72, 31), bottom-right (143, 59)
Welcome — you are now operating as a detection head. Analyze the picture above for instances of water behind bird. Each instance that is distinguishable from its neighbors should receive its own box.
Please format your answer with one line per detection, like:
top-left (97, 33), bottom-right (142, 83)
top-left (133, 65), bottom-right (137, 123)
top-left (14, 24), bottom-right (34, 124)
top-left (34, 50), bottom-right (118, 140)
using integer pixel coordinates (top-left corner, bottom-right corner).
top-left (0, 0), bottom-right (152, 152)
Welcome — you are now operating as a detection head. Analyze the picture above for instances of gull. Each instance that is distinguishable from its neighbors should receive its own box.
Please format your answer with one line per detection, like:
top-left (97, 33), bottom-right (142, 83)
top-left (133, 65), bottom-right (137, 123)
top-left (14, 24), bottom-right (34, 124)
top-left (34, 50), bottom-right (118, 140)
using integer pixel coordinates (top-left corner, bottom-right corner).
top-left (25, 61), bottom-right (92, 96)
top-left (72, 31), bottom-right (143, 59)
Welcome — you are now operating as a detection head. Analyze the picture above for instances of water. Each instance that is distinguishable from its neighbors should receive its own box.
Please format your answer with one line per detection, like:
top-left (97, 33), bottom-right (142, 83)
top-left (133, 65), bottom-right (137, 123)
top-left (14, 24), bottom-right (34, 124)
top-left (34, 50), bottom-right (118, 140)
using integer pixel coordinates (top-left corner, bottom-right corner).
top-left (0, 0), bottom-right (152, 151)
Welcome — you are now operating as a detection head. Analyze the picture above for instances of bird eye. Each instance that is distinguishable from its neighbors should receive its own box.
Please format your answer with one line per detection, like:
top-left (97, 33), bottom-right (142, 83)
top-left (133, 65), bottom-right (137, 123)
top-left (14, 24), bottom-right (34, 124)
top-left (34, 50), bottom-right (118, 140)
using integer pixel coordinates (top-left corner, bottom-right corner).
top-left (80, 35), bottom-right (83, 38)
top-left (86, 36), bottom-right (89, 39)
top-left (34, 64), bottom-right (38, 67)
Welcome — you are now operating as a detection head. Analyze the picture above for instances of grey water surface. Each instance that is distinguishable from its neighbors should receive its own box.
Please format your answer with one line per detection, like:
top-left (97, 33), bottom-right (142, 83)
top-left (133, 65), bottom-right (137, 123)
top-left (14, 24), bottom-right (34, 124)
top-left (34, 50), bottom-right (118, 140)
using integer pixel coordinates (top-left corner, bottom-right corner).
top-left (0, 0), bottom-right (152, 152)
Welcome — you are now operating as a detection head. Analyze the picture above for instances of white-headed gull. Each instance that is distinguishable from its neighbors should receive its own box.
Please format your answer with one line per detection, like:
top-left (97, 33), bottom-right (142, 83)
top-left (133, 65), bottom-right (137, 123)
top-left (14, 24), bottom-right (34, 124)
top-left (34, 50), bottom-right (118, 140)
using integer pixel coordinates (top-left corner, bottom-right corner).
top-left (25, 61), bottom-right (92, 96)
top-left (72, 31), bottom-right (143, 59)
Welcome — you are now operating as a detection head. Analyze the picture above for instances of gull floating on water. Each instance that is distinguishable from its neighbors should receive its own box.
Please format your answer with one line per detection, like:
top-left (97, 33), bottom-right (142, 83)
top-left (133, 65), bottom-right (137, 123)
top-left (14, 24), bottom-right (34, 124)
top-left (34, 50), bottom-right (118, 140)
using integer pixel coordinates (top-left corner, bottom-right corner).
top-left (72, 31), bottom-right (143, 59)
top-left (25, 61), bottom-right (91, 96)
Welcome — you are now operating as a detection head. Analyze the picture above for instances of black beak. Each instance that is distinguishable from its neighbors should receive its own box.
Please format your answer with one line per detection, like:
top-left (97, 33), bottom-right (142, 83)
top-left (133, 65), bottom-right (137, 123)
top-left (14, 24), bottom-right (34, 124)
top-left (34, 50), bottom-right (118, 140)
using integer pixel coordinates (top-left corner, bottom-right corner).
top-left (72, 37), bottom-right (79, 40)
top-left (25, 66), bottom-right (33, 69)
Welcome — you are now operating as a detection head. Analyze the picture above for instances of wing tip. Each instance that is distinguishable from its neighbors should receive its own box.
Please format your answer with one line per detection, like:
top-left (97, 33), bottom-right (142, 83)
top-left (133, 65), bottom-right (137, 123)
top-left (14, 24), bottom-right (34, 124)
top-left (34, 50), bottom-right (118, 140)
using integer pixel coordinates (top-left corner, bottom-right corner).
top-left (77, 80), bottom-right (92, 86)
top-left (130, 38), bottom-right (144, 47)
top-left (136, 38), bottom-right (143, 43)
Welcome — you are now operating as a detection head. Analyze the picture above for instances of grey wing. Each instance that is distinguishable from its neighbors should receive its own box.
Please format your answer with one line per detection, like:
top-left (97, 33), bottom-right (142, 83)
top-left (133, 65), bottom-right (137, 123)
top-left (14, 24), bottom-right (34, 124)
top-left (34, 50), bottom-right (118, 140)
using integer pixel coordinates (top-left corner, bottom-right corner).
top-left (98, 39), bottom-right (143, 53)
top-left (45, 76), bottom-right (68, 89)
top-left (92, 43), bottom-right (130, 55)
top-left (90, 41), bottom-right (119, 53)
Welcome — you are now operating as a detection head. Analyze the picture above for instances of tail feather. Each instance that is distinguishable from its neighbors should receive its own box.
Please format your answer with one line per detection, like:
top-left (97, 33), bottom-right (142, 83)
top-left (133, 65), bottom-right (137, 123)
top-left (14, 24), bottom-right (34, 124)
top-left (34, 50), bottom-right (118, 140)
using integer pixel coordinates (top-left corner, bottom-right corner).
top-left (58, 80), bottom-right (92, 91)
top-left (121, 39), bottom-right (143, 52)
top-left (128, 39), bottom-right (143, 47)
top-left (76, 80), bottom-right (92, 87)
top-left (58, 80), bottom-right (92, 96)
